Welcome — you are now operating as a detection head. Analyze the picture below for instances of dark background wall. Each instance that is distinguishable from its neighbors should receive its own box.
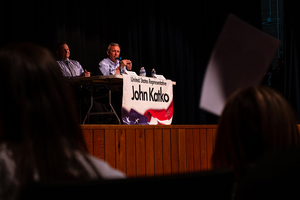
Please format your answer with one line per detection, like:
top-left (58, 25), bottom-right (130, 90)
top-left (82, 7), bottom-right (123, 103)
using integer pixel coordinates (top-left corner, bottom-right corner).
top-left (0, 0), bottom-right (262, 124)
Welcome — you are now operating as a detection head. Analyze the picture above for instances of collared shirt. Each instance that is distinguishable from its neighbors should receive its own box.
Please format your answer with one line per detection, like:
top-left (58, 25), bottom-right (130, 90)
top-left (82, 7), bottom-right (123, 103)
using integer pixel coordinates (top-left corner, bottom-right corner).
top-left (99, 58), bottom-right (126, 75)
top-left (57, 59), bottom-right (84, 77)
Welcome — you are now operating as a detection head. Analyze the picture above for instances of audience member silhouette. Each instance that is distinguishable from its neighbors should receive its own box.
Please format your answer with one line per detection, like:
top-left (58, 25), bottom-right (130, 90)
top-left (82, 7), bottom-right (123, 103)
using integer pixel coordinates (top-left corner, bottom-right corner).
top-left (212, 86), bottom-right (300, 179)
top-left (234, 146), bottom-right (300, 199)
top-left (0, 43), bottom-right (124, 200)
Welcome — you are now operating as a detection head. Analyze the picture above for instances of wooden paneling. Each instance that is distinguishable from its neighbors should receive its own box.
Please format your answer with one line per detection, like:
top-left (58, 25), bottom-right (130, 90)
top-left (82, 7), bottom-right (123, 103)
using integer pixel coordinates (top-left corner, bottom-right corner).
top-left (81, 125), bottom-right (218, 178)
top-left (145, 129), bottom-right (155, 176)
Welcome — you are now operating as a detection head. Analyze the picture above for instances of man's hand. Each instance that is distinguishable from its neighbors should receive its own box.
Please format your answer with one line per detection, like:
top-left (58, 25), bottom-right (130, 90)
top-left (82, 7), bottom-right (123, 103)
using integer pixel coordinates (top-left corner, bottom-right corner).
top-left (80, 69), bottom-right (90, 77)
top-left (120, 59), bottom-right (132, 70)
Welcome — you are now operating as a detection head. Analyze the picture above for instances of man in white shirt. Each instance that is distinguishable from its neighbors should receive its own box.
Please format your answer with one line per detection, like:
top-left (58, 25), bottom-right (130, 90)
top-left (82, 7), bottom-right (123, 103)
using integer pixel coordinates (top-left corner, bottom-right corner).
top-left (98, 43), bottom-right (132, 75)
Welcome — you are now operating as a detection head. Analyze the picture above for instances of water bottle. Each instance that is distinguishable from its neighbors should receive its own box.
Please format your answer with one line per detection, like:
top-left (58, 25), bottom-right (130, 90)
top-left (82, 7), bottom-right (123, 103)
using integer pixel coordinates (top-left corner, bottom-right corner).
top-left (151, 68), bottom-right (156, 77)
top-left (139, 67), bottom-right (146, 77)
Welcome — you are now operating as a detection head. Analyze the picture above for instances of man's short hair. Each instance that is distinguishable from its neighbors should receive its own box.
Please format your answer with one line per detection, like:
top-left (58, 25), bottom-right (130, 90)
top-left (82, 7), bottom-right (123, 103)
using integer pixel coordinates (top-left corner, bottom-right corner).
top-left (107, 43), bottom-right (120, 51)
top-left (56, 42), bottom-right (68, 51)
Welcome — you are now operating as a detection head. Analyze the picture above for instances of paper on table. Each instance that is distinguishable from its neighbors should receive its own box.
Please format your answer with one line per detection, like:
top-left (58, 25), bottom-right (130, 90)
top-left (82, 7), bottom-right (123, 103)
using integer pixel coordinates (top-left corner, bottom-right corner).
top-left (154, 74), bottom-right (166, 80)
top-left (124, 71), bottom-right (138, 77)
top-left (199, 14), bottom-right (280, 116)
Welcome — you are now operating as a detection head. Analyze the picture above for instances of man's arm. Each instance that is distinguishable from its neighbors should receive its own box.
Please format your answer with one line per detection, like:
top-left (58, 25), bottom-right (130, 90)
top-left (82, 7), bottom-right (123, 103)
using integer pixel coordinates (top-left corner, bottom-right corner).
top-left (99, 60), bottom-right (111, 75)
top-left (74, 60), bottom-right (90, 77)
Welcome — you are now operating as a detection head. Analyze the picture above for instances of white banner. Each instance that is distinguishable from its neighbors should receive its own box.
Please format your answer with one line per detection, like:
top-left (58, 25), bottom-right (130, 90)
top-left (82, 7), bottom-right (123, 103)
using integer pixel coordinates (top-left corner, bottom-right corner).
top-left (122, 74), bottom-right (173, 125)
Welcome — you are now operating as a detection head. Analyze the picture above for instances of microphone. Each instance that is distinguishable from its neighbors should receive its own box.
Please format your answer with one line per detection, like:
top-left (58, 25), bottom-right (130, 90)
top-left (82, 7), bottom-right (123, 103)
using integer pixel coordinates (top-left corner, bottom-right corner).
top-left (115, 57), bottom-right (122, 61)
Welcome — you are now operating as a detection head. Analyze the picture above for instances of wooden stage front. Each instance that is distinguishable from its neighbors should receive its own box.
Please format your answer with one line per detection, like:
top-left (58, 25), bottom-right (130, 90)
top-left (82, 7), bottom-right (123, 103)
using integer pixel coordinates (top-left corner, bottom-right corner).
top-left (81, 125), bottom-right (218, 178)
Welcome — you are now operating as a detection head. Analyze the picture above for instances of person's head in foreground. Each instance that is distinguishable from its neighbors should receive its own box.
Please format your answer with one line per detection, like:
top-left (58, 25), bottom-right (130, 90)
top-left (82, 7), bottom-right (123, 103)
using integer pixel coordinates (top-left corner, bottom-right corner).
top-left (0, 43), bottom-right (124, 199)
top-left (212, 86), bottom-right (300, 179)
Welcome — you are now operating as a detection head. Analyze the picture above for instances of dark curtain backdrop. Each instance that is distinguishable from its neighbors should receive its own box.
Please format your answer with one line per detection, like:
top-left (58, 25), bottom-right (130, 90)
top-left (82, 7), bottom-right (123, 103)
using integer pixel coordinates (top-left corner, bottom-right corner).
top-left (0, 0), bottom-right (261, 124)
top-left (283, 1), bottom-right (300, 121)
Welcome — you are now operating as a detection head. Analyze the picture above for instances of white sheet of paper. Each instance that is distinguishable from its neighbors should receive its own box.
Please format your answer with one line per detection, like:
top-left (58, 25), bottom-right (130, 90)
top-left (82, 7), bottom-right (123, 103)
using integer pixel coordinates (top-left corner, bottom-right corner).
top-left (124, 71), bottom-right (138, 77)
top-left (154, 74), bottom-right (166, 80)
top-left (199, 14), bottom-right (280, 116)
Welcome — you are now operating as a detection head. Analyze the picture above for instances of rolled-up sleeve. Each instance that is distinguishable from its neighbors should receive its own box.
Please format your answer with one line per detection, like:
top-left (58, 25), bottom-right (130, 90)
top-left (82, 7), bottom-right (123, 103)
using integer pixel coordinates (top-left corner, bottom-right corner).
top-left (99, 58), bottom-right (119, 75)
top-left (99, 60), bottom-right (112, 75)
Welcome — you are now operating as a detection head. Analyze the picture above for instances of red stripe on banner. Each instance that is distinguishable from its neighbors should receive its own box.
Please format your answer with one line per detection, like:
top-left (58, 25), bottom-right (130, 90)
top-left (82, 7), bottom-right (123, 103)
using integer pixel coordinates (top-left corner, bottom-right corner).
top-left (144, 101), bottom-right (174, 122)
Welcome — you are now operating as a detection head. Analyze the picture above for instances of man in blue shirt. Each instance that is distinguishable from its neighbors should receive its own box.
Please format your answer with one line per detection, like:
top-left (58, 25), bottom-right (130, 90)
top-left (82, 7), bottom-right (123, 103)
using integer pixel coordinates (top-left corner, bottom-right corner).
top-left (98, 43), bottom-right (132, 75)
top-left (56, 42), bottom-right (90, 77)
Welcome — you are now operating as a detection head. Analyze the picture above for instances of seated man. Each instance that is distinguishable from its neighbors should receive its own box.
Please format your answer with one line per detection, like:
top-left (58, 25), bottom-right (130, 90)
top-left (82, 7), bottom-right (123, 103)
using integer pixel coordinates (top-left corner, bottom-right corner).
top-left (96, 43), bottom-right (132, 123)
top-left (98, 43), bottom-right (132, 75)
top-left (56, 42), bottom-right (90, 77)
top-left (56, 42), bottom-right (91, 122)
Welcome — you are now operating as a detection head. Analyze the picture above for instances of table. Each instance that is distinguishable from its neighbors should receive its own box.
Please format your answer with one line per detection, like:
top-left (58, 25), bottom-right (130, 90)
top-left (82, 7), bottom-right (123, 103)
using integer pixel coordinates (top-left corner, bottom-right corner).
top-left (73, 75), bottom-right (176, 125)
top-left (72, 75), bottom-right (123, 124)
